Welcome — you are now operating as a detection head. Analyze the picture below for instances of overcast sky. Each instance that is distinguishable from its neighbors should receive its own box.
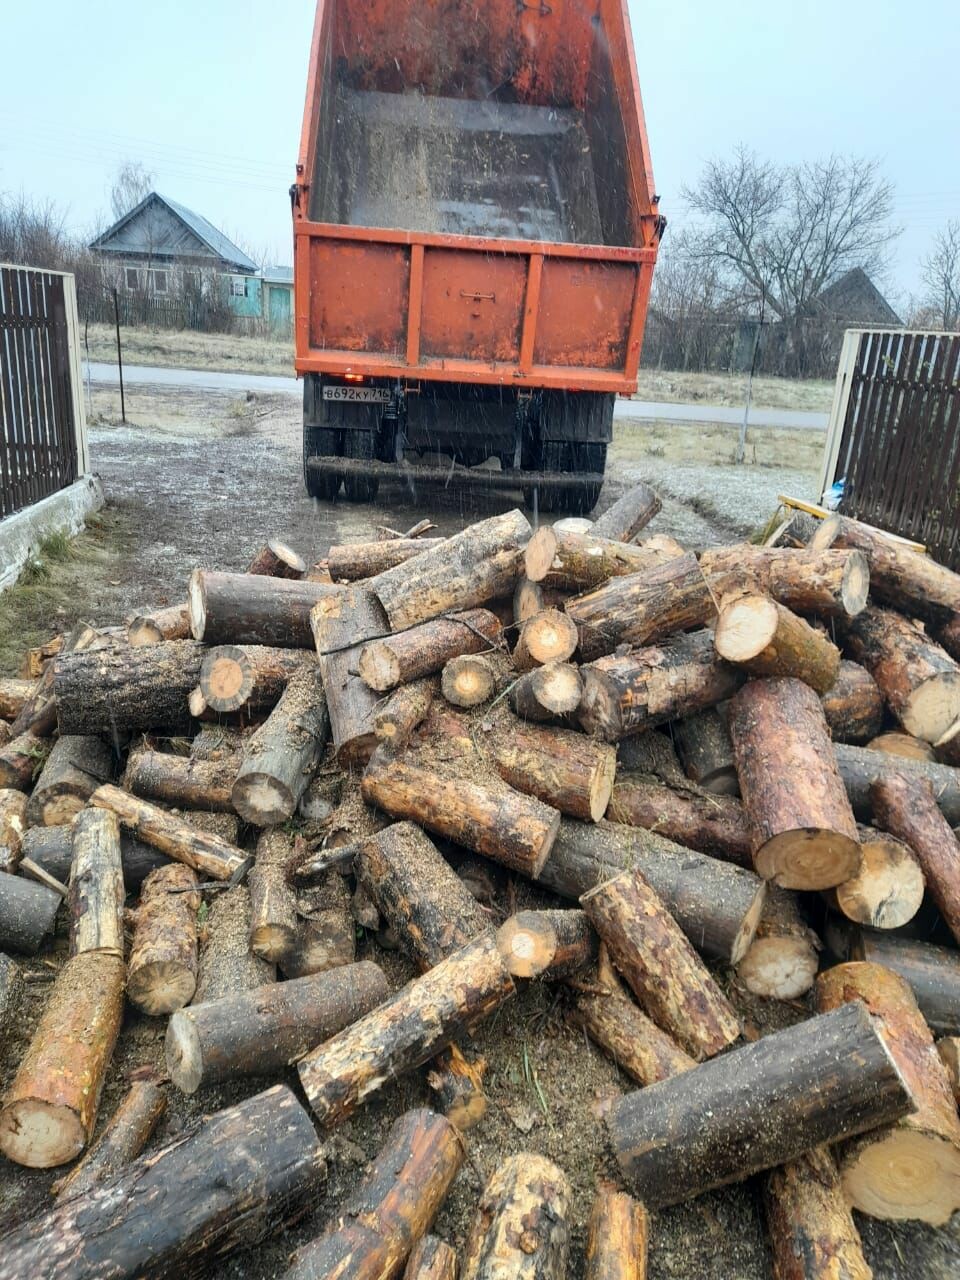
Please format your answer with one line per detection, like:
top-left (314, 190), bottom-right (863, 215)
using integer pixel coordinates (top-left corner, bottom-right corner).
top-left (2, 0), bottom-right (956, 305)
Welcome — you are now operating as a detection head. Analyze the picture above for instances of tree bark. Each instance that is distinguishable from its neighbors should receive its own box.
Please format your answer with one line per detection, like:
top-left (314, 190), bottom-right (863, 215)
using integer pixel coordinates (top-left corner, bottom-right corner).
top-left (374, 679), bottom-right (435, 751)
top-left (486, 716), bottom-right (616, 823)
top-left (497, 909), bottom-right (597, 980)
top-left (189, 569), bottom-right (344, 647)
top-left (68, 807), bottom-right (124, 959)
top-left (297, 934), bottom-right (514, 1126)
top-left (715, 593), bottom-right (841, 693)
top-left (12, 623), bottom-right (106, 739)
top-left (821, 660), bottom-right (885, 744)
top-left (361, 755), bottom-right (561, 878)
top-left (933, 611), bottom-right (960, 663)
top-left (853, 929), bottom-right (960, 1037)
top-left (196, 885), bottom-right (275, 1002)
top-left (0, 1084), bottom-right (325, 1280)
top-left (565, 553), bottom-right (716, 662)
top-left (764, 1146), bottom-right (872, 1280)
top-left (441, 654), bottom-right (497, 707)
top-left (524, 527), bottom-right (669, 593)
top-left (0, 951), bottom-right (24, 1041)
top-left (937, 1037), bottom-right (960, 1106)
top-left (0, 951), bottom-right (124, 1168)
top-left (284, 1108), bottom-right (463, 1280)
top-left (55, 641), bottom-right (205, 736)
top-left (232, 664), bottom-right (329, 823)
top-left (51, 1080), bottom-right (167, 1201)
top-left (127, 863), bottom-right (200, 1015)
top-left (816, 961), bottom-right (960, 1224)
top-left (127, 602), bottom-right (191, 647)
top-left (279, 913), bottom-right (357, 978)
top-left (539, 818), bottom-right (767, 966)
top-left (0, 870), bottom-right (59, 954)
top-left (513, 577), bottom-right (568, 625)
top-left (700, 546), bottom-right (870, 618)
top-left (124, 749), bottom-right (236, 813)
top-left (26, 735), bottom-right (115, 827)
top-left (0, 731), bottom-right (51, 791)
top-left (581, 869), bottom-right (741, 1060)
top-left (674, 707), bottom-right (739, 795)
top-left (246, 540), bottom-right (307, 578)
top-left (835, 742), bottom-right (960, 823)
top-left (198, 644), bottom-right (307, 715)
top-left (579, 630), bottom-right (743, 742)
top-left (90, 784), bottom-right (247, 880)
top-left (248, 829), bottom-right (298, 962)
top-left (825, 825), bottom-right (924, 930)
top-left (584, 1184), bottom-right (649, 1280)
top-left (606, 777), bottom-right (753, 867)
top-left (508, 662), bottom-right (582, 723)
top-left (327, 538), bottom-right (445, 580)
top-left (358, 609), bottom-right (502, 693)
top-left (21, 823), bottom-right (169, 894)
top-left (606, 1001), bottom-right (914, 1209)
top-left (736, 886), bottom-right (821, 1000)
top-left (460, 1153), bottom-right (572, 1280)
top-left (310, 582), bottom-right (389, 655)
top-left (426, 1044), bottom-right (488, 1131)
top-left (166, 961), bottom-right (388, 1094)
top-left (512, 609), bottom-right (579, 671)
top-left (592, 481), bottom-right (662, 542)
top-left (315, 644), bottom-right (379, 767)
top-left (0, 677), bottom-right (36, 721)
top-left (0, 788), bottom-right (27, 872)
top-left (403, 1236), bottom-right (458, 1280)
top-left (870, 731), bottom-right (936, 761)
top-left (729, 677), bottom-right (861, 889)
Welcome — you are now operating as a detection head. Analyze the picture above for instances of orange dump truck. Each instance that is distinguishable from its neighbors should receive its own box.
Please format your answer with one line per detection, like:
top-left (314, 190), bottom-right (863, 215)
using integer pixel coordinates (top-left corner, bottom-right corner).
top-left (293, 0), bottom-right (662, 511)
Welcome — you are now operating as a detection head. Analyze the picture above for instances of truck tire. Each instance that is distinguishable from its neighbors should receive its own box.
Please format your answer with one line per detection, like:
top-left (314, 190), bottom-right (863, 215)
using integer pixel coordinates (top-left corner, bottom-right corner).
top-left (524, 441), bottom-right (608, 515)
top-left (303, 378), bottom-right (341, 500)
top-left (342, 429), bottom-right (379, 503)
top-left (523, 392), bottom-right (611, 515)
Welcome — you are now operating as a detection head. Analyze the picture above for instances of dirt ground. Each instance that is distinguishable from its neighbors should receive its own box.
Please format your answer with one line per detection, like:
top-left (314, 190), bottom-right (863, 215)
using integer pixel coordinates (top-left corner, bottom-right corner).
top-left (2, 388), bottom-right (958, 1277)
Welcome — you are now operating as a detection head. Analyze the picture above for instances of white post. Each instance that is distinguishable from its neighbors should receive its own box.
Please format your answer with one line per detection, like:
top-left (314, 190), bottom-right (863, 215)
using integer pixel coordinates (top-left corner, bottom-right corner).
top-left (817, 329), bottom-right (860, 504)
top-left (63, 273), bottom-right (89, 477)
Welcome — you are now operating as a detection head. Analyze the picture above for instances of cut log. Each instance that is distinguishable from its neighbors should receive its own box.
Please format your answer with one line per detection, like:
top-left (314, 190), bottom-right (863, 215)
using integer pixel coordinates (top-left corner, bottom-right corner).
top-left (871, 773), bottom-right (960, 945)
top-left (821, 660), bottom-right (885, 744)
top-left (0, 719), bottom-right (9, 748)
top-left (361, 755), bottom-right (561, 878)
top-left (289, 839), bottom-right (360, 886)
top-left (317, 645), bottom-right (379, 767)
top-left (310, 582), bottom-right (389, 655)
top-left (199, 644), bottom-right (307, 714)
top-left (584, 1184), bottom-right (649, 1280)
top-left (508, 662), bottom-right (582, 723)
top-left (736, 886), bottom-right (821, 1000)
top-left (232, 664), bottom-right (329, 824)
top-left (189, 568), bottom-right (343, 647)
top-left (0, 950), bottom-right (124, 1167)
top-left (196, 885), bottom-right (275, 1002)
top-left (539, 818), bottom-right (767, 966)
top-left (0, 677), bottom-right (36, 721)
top-left (565, 552), bottom-right (715, 662)
top-left (124, 748), bottom-right (236, 812)
top-left (248, 829), bottom-right (298, 962)
top-left (835, 741), bottom-right (960, 823)
top-left (524, 527), bottom-right (668, 593)
top-left (699, 546), bottom-right (870, 618)
top-left (605, 1001), bottom-right (914, 1209)
top-left (54, 640), bottom-right (205, 736)
top-left (298, 772), bottom-right (343, 822)
top-left (21, 823), bottom-right (164, 891)
top-left (937, 1038), bottom-right (960, 1105)
top-left (127, 602), bottom-right (191, 646)
top-left (374, 679), bottom-right (435, 751)
top-left (581, 869), bottom-right (740, 1060)
top-left (497, 908), bottom-right (596, 980)
top-left (606, 778), bottom-right (752, 867)
top-left (842, 605), bottom-right (960, 743)
top-left (460, 1153), bottom-right (571, 1280)
top-left (0, 789), bottom-right (27, 873)
top-left (486, 717), bottom-right (616, 823)
top-left (358, 609), bottom-right (502, 693)
top-left (0, 731), bottom-right (51, 791)
top-left (426, 1044), bottom-right (488, 1130)
top-left (327, 537), bottom-right (445, 580)
top-left (246, 539), bottom-right (307, 578)
top-left (404, 1236), bottom-right (458, 1280)
top-left (370, 508), bottom-right (531, 631)
top-left (26, 735), bottom-right (114, 826)
top-left (729, 677), bottom-right (861, 889)
top-left (284, 1108), bottom-right (463, 1280)
top-left (816, 961), bottom-right (960, 1223)
top-left (441, 654), bottom-right (497, 707)
top-left (0, 952), bottom-right (24, 1041)
top-left (825, 825), bottom-right (924, 930)
top-left (68, 807), bottom-right (125, 959)
top-left (764, 1146), bottom-right (872, 1280)
top-left (280, 913), bottom-right (357, 978)
top-left (579, 630), bottom-right (743, 742)
top-left (715, 593), bottom-right (841, 693)
top-left (616, 729), bottom-right (688, 785)
top-left (673, 707), bottom-right (738, 795)
top-left (854, 930), bottom-right (960, 1036)
top-left (512, 608), bottom-right (578, 672)
top-left (358, 822), bottom-right (492, 971)
top-left (297, 933), bottom-right (514, 1126)
top-left (592, 481), bottom-right (662, 541)
top-left (869, 731), bottom-right (935, 762)
top-left (127, 863), bottom-right (200, 1014)
top-left (166, 961), bottom-right (389, 1094)
top-left (90, 784), bottom-right (247, 880)
top-left (352, 881), bottom-right (381, 931)
top-left (11, 623), bottom-right (105, 739)
top-left (51, 1080), bottom-right (167, 1201)
top-left (0, 1084), bottom-right (325, 1280)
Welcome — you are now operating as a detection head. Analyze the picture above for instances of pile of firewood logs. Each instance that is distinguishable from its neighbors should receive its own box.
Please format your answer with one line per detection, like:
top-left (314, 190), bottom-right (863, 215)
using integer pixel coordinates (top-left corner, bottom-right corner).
top-left (4, 488), bottom-right (960, 1278)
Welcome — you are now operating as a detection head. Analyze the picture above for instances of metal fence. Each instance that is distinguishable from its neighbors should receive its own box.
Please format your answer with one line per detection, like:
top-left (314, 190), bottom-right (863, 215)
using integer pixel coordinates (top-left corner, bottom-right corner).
top-left (0, 265), bottom-right (84, 520)
top-left (820, 328), bottom-right (960, 568)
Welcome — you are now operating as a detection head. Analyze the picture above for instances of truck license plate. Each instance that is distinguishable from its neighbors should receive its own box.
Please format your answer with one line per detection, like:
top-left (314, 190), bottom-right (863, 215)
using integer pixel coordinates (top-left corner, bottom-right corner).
top-left (323, 385), bottom-right (390, 403)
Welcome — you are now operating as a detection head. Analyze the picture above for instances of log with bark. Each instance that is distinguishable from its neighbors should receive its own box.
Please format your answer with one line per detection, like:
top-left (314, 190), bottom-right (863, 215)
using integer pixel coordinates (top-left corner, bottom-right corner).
top-left (280, 912), bottom-right (357, 979)
top-left (198, 644), bottom-right (307, 715)
top-left (248, 829), bottom-right (298, 962)
top-left (616, 729), bottom-right (689, 785)
top-left (764, 1146), bottom-right (872, 1280)
top-left (729, 677), bottom-right (861, 889)
top-left (327, 538), bottom-right (445, 580)
top-left (0, 1084), bottom-right (325, 1280)
top-left (606, 777), bottom-right (752, 867)
top-left (824, 825), bottom-right (924, 930)
top-left (486, 716), bottom-right (617, 822)
top-left (0, 677), bottom-right (36, 721)
top-left (937, 1037), bottom-right (960, 1106)
top-left (460, 1153), bottom-right (571, 1280)
top-left (853, 930), bottom-right (960, 1037)
top-left (310, 582), bottom-right (389, 656)
top-left (0, 950), bottom-right (124, 1167)
top-left (821, 660), bottom-right (885, 744)
top-left (0, 731), bottom-right (51, 791)
top-left (188, 569), bottom-right (343, 647)
top-left (0, 719), bottom-right (9, 748)
top-left (834, 741), bottom-right (960, 824)
top-left (605, 1001), bottom-right (915, 1209)
top-left (581, 869), bottom-right (741, 1060)
top-left (369, 508), bottom-right (531, 631)
top-left (699, 546), bottom-right (870, 618)
top-left (284, 1108), bottom-right (463, 1280)
top-left (196, 885), bottom-right (275, 1002)
top-left (127, 602), bottom-right (191, 646)
top-left (512, 608), bottom-right (579, 671)
top-left (0, 951), bottom-right (23, 1041)
top-left (69, 807), bottom-right (125, 959)
top-left (91, 784), bottom-right (247, 880)
top-left (816, 961), bottom-right (960, 1223)
top-left (11, 623), bottom-right (105, 739)
top-left (0, 869), bottom-right (62, 953)
top-left (426, 1044), bottom-right (488, 1130)
top-left (374, 679), bottom-right (435, 751)
top-left (513, 577), bottom-right (568, 625)
top-left (673, 707), bottom-right (739, 795)
top-left (51, 1079), bottom-right (167, 1201)
top-left (524, 527), bottom-right (669, 593)
top-left (404, 1236), bottom-right (458, 1280)
top-left (497, 909), bottom-right (597, 980)
top-left (357, 821), bottom-right (492, 970)
top-left (584, 1184), bottom-right (649, 1280)
top-left (441, 654), bottom-right (497, 707)
top-left (361, 754), bottom-right (561, 878)
top-left (874, 731), bottom-right (938, 762)
top-left (297, 933), bottom-right (514, 1126)
top-left (246, 540), bottom-right (307, 578)
top-left (714, 593), bottom-right (841, 693)
top-left (232, 664), bottom-right (329, 823)
top-left (592, 481), bottom-right (662, 542)
top-left (26, 735), bottom-right (115, 826)
top-left (127, 863), bottom-right (200, 1014)
top-left (508, 662), bottom-right (583, 723)
top-left (23, 824), bottom-right (169, 893)
top-left (124, 749), bottom-right (236, 812)
top-left (539, 818), bottom-right (767, 966)
top-left (54, 640), bottom-right (205, 736)
top-left (736, 886), bottom-right (821, 1000)
top-left (0, 788), bottom-right (27, 872)
top-left (166, 961), bottom-right (389, 1094)
top-left (565, 552), bottom-right (716, 662)
top-left (316, 645), bottom-right (379, 768)
top-left (579, 630), bottom-right (743, 742)
top-left (358, 609), bottom-right (502, 693)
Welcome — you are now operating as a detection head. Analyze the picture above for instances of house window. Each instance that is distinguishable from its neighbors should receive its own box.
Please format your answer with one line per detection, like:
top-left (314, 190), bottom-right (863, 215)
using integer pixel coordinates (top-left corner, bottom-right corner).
top-left (151, 270), bottom-right (168, 295)
top-left (230, 277), bottom-right (248, 299)
top-left (125, 267), bottom-right (140, 291)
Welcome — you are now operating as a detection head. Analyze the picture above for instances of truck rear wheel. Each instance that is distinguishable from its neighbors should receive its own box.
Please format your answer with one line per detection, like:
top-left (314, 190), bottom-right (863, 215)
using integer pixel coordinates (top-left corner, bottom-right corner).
top-left (523, 392), bottom-right (611, 515)
top-left (528, 442), bottom-right (607, 515)
top-left (342, 429), bottom-right (379, 503)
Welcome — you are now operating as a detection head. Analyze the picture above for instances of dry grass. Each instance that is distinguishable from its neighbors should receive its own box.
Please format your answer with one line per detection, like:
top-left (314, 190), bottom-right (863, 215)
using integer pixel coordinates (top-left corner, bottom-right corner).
top-left (633, 368), bottom-right (833, 413)
top-left (612, 419), bottom-right (826, 471)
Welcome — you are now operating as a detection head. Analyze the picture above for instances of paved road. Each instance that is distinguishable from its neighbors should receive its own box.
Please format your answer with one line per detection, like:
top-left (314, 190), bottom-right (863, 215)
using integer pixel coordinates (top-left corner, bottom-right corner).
top-left (86, 360), bottom-right (829, 430)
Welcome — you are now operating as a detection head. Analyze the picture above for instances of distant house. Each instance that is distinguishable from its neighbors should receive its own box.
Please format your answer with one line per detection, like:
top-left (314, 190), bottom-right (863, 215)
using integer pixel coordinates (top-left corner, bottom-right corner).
top-left (261, 265), bottom-right (294, 335)
top-left (811, 268), bottom-right (902, 328)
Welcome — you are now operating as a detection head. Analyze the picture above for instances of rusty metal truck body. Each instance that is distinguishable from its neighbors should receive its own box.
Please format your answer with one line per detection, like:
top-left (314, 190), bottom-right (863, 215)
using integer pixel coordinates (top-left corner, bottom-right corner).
top-left (293, 0), bottom-right (661, 508)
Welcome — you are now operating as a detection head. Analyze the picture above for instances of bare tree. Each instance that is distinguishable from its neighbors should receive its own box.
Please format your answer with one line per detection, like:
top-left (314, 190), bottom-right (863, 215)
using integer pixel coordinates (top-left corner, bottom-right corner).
top-left (921, 220), bottom-right (960, 330)
top-left (109, 161), bottom-right (155, 222)
top-left (646, 230), bottom-right (740, 371)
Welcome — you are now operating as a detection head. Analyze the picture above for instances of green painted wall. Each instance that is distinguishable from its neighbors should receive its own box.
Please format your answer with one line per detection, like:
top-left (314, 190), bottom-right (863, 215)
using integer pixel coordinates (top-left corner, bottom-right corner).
top-left (222, 273), bottom-right (262, 318)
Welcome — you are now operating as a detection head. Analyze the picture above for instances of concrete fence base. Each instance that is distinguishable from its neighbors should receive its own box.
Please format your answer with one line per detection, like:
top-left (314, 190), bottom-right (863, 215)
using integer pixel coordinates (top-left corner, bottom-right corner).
top-left (0, 475), bottom-right (105, 592)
